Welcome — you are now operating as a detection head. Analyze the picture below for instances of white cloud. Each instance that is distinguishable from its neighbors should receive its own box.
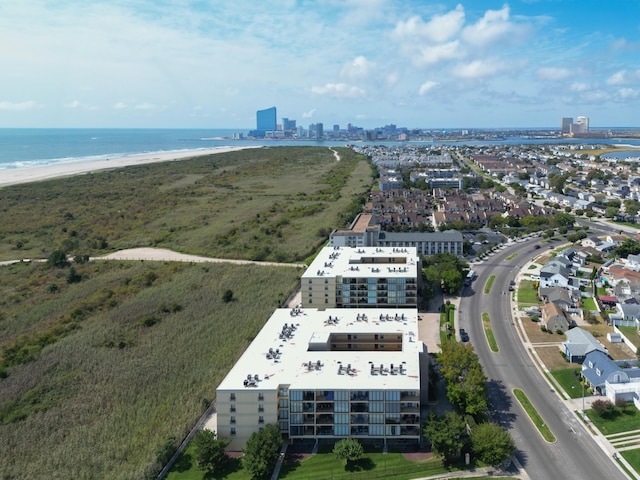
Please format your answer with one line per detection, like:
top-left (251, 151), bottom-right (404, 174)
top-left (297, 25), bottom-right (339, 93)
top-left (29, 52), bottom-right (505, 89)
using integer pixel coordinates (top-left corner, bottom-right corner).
top-left (393, 5), bottom-right (465, 43)
top-left (536, 67), bottom-right (572, 81)
top-left (619, 88), bottom-right (640, 100)
top-left (607, 70), bottom-right (640, 86)
top-left (64, 100), bottom-right (96, 110)
top-left (340, 56), bottom-right (374, 80)
top-left (418, 81), bottom-right (439, 95)
top-left (113, 102), bottom-right (127, 110)
top-left (302, 109), bottom-right (316, 119)
top-left (461, 5), bottom-right (530, 48)
top-left (452, 58), bottom-right (507, 79)
top-left (311, 83), bottom-right (365, 98)
top-left (569, 82), bottom-right (588, 92)
top-left (0, 100), bottom-right (38, 111)
top-left (385, 72), bottom-right (399, 88)
top-left (415, 40), bottom-right (463, 66)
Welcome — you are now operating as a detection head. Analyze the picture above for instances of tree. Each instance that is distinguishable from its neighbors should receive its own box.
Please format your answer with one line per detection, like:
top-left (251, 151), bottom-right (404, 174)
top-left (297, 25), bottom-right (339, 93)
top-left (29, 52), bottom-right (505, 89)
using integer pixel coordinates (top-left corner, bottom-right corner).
top-left (47, 249), bottom-right (69, 268)
top-left (615, 238), bottom-right (640, 258)
top-left (423, 411), bottom-right (467, 460)
top-left (470, 422), bottom-right (515, 466)
top-left (333, 438), bottom-right (364, 465)
top-left (243, 424), bottom-right (282, 479)
top-left (223, 289), bottom-right (234, 303)
top-left (193, 429), bottom-right (229, 474)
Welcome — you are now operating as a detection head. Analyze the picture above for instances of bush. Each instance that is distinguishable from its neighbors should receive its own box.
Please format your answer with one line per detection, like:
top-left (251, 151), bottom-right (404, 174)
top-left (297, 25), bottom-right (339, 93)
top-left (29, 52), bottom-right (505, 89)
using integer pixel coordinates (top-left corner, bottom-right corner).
top-left (591, 398), bottom-right (615, 415)
top-left (333, 438), bottom-right (364, 465)
top-left (223, 289), bottom-right (234, 303)
top-left (530, 315), bottom-right (539, 322)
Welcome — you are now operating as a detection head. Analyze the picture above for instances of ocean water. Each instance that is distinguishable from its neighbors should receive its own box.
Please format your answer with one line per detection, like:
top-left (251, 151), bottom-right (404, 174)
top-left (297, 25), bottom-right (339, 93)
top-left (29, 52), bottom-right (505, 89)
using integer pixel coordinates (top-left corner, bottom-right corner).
top-left (1, 128), bottom-right (640, 172)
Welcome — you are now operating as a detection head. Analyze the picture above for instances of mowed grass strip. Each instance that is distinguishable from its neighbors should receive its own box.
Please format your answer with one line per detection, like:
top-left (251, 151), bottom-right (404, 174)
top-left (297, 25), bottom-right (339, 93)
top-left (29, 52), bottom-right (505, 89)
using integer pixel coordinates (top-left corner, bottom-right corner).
top-left (484, 275), bottom-right (495, 294)
top-left (0, 260), bottom-right (301, 480)
top-left (513, 389), bottom-right (556, 442)
top-left (481, 312), bottom-right (499, 352)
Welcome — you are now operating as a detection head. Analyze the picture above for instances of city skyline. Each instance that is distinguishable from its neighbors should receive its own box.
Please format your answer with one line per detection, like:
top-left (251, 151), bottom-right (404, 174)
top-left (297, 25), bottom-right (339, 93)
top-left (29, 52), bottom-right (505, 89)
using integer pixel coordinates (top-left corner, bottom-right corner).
top-left (1, 1), bottom-right (640, 129)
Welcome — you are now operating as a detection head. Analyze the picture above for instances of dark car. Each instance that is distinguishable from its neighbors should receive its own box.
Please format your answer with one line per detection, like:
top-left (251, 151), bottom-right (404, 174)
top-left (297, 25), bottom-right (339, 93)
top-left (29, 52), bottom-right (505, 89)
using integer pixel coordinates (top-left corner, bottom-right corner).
top-left (459, 328), bottom-right (469, 342)
top-left (533, 245), bottom-right (541, 249)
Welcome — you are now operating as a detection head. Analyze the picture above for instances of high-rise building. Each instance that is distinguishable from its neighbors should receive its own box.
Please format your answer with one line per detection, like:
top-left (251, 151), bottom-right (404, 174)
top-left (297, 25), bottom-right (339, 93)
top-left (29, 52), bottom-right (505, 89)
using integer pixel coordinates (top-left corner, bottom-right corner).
top-left (249, 107), bottom-right (277, 137)
top-left (576, 116), bottom-right (589, 133)
top-left (283, 118), bottom-right (296, 131)
top-left (315, 122), bottom-right (323, 139)
top-left (561, 117), bottom-right (572, 134)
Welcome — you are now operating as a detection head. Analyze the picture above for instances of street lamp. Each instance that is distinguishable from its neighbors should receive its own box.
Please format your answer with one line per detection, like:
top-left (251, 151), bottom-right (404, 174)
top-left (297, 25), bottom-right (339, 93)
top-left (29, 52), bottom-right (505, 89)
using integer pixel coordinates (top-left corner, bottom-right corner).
top-left (572, 383), bottom-right (586, 420)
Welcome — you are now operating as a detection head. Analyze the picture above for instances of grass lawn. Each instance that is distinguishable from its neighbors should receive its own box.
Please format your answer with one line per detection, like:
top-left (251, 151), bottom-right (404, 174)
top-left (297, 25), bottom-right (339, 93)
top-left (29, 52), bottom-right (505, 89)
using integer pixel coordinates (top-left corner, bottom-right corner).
top-left (484, 275), bottom-right (495, 294)
top-left (619, 326), bottom-right (640, 349)
top-left (166, 445), bottom-right (247, 480)
top-left (517, 280), bottom-right (541, 308)
top-left (506, 253), bottom-right (518, 260)
top-left (620, 449), bottom-right (640, 477)
top-left (550, 368), bottom-right (586, 398)
top-left (279, 446), bottom-right (448, 480)
top-left (587, 407), bottom-right (640, 435)
top-left (582, 296), bottom-right (597, 311)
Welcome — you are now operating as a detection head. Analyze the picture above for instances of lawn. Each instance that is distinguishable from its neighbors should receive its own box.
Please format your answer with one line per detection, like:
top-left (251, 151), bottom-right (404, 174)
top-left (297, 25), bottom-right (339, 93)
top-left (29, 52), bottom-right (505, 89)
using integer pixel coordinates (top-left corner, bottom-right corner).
top-left (279, 446), bottom-right (448, 480)
top-left (582, 296), bottom-right (598, 311)
top-left (517, 280), bottom-right (541, 308)
top-left (620, 449), bottom-right (640, 478)
top-left (166, 445), bottom-right (247, 480)
top-left (481, 312), bottom-right (498, 352)
top-left (618, 326), bottom-right (640, 349)
top-left (550, 368), bottom-right (586, 399)
top-left (587, 407), bottom-right (640, 435)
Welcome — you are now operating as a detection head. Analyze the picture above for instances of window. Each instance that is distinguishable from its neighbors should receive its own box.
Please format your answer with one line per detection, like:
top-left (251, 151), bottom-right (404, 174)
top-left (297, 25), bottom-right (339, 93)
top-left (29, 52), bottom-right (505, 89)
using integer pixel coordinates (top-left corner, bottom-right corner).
top-left (230, 405), bottom-right (236, 412)
top-left (230, 393), bottom-right (236, 401)
top-left (258, 393), bottom-right (264, 401)
top-left (230, 416), bottom-right (236, 424)
top-left (230, 428), bottom-right (236, 436)
top-left (258, 416), bottom-right (264, 424)
top-left (258, 403), bottom-right (264, 412)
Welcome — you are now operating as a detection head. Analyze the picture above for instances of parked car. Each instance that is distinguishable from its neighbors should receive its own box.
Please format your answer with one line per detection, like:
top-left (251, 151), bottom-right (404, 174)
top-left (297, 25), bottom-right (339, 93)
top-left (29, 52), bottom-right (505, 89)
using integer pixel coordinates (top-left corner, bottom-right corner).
top-left (459, 328), bottom-right (469, 342)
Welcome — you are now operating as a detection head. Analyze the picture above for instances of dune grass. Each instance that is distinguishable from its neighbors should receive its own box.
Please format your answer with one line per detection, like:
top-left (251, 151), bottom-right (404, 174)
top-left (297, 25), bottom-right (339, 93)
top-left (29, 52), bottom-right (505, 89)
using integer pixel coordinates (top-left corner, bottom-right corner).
top-left (0, 147), bottom-right (372, 263)
top-left (0, 260), bottom-right (302, 479)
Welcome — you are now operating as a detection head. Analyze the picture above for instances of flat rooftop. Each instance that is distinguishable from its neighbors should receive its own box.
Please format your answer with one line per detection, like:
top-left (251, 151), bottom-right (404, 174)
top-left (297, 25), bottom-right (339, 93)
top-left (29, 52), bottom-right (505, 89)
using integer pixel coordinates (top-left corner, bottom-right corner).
top-left (217, 307), bottom-right (422, 392)
top-left (302, 246), bottom-right (419, 280)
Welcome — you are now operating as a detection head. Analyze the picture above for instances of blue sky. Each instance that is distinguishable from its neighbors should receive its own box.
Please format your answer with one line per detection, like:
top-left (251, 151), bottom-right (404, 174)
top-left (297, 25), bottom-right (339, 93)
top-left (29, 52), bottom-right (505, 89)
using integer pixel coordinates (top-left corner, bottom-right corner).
top-left (1, 0), bottom-right (639, 129)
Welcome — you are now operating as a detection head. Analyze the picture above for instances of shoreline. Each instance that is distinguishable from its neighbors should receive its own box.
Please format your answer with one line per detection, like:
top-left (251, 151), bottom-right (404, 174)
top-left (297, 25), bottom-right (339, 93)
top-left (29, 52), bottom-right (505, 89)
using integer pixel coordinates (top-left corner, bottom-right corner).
top-left (0, 146), bottom-right (259, 188)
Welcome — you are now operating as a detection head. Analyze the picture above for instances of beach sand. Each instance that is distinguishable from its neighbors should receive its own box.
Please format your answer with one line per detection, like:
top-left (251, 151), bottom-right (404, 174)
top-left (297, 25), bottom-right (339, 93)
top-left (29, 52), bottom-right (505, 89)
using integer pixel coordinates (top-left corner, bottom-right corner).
top-left (0, 146), bottom-right (259, 188)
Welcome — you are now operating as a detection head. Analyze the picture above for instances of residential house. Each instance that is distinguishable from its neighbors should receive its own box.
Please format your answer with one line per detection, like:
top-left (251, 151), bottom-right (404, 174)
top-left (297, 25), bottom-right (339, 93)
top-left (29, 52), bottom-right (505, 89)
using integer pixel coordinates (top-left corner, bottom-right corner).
top-left (541, 302), bottom-right (574, 333)
top-left (562, 327), bottom-right (607, 363)
top-left (581, 350), bottom-right (640, 408)
top-left (539, 287), bottom-right (574, 310)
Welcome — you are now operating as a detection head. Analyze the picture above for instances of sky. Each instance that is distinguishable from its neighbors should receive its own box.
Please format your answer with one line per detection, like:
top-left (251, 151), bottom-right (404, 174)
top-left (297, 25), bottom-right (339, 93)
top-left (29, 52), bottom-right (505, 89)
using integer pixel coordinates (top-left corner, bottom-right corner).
top-left (1, 0), bottom-right (640, 129)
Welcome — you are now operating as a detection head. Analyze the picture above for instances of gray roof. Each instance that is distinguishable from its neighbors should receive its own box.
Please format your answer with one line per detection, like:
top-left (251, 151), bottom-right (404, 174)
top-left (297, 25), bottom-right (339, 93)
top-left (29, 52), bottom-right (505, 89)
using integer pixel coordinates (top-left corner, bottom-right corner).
top-left (582, 350), bottom-right (619, 389)
top-left (564, 327), bottom-right (606, 358)
top-left (539, 287), bottom-right (572, 305)
top-left (620, 303), bottom-right (640, 319)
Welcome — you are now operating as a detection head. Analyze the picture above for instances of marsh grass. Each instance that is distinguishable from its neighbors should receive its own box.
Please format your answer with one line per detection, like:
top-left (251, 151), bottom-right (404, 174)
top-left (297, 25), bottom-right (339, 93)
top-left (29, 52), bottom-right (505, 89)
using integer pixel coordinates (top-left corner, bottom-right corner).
top-left (0, 147), bottom-right (372, 263)
top-left (0, 260), bottom-right (301, 479)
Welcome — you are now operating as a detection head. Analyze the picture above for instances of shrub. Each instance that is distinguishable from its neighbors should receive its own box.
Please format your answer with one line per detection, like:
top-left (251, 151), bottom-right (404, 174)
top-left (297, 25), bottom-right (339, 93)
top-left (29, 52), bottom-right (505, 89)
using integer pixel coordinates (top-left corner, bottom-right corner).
top-left (223, 289), bottom-right (234, 303)
top-left (591, 399), bottom-right (614, 415)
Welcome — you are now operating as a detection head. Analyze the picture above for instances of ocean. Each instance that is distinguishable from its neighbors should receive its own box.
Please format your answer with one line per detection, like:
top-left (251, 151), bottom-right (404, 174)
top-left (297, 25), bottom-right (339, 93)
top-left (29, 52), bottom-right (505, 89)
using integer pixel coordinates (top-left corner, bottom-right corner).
top-left (1, 128), bottom-right (640, 172)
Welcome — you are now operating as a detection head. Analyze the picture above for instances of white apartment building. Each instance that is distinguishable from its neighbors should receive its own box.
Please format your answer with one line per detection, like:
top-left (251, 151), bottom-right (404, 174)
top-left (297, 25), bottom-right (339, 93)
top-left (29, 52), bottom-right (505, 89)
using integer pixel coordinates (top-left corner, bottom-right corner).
top-left (301, 246), bottom-right (420, 309)
top-left (215, 307), bottom-right (425, 450)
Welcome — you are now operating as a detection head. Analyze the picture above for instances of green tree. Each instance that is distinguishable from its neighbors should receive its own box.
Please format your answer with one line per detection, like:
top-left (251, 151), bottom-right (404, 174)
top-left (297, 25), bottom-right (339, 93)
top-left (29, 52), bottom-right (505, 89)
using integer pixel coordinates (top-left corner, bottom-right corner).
top-left (193, 429), bottom-right (229, 474)
top-left (242, 424), bottom-right (282, 479)
top-left (615, 238), bottom-right (640, 258)
top-left (333, 438), bottom-right (364, 465)
top-left (223, 289), bottom-right (234, 303)
top-left (47, 249), bottom-right (69, 268)
top-left (438, 341), bottom-right (488, 417)
top-left (470, 422), bottom-right (515, 466)
top-left (423, 411), bottom-right (467, 460)
top-left (605, 206), bottom-right (618, 218)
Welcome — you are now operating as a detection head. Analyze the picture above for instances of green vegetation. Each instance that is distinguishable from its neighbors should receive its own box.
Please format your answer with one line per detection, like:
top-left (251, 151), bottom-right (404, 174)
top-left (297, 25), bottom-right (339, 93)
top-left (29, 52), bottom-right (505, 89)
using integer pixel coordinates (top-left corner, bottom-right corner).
top-left (469, 423), bottom-right (516, 466)
top-left (423, 411), bottom-right (467, 461)
top-left (0, 259), bottom-right (300, 479)
top-left (481, 312), bottom-right (499, 352)
top-left (517, 280), bottom-right (542, 308)
top-left (512, 389), bottom-right (556, 442)
top-left (582, 296), bottom-right (597, 311)
top-left (550, 369), bottom-right (586, 399)
top-left (483, 275), bottom-right (495, 294)
top-left (166, 444), bottom-right (246, 480)
top-left (422, 253), bottom-right (468, 297)
top-left (438, 341), bottom-right (488, 417)
top-left (618, 326), bottom-right (640, 349)
top-left (587, 404), bottom-right (640, 435)
top-left (279, 445), bottom-right (448, 480)
top-left (439, 302), bottom-right (455, 344)
top-left (333, 438), bottom-right (364, 465)
top-left (0, 147), bottom-right (372, 263)
top-left (192, 429), bottom-right (230, 475)
top-left (620, 449), bottom-right (640, 477)
top-left (243, 423), bottom-right (283, 479)
top-left (505, 253), bottom-right (518, 260)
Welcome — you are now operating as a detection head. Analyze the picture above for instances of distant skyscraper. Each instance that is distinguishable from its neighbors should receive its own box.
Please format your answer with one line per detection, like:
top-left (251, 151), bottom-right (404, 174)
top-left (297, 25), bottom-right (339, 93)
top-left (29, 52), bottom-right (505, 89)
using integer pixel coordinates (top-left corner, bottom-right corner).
top-left (315, 122), bottom-right (323, 139)
top-left (576, 116), bottom-right (589, 133)
top-left (257, 106), bottom-right (277, 131)
top-left (282, 117), bottom-right (296, 130)
top-left (561, 117), bottom-right (572, 134)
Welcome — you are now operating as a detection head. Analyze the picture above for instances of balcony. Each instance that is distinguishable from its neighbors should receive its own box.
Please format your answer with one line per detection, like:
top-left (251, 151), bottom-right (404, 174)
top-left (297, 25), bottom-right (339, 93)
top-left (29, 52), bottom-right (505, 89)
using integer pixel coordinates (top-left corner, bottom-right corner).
top-left (400, 404), bottom-right (419, 413)
top-left (400, 426), bottom-right (420, 436)
top-left (350, 403), bottom-right (369, 413)
top-left (316, 414), bottom-right (333, 424)
top-left (351, 414), bottom-right (369, 424)
top-left (316, 402), bottom-right (334, 412)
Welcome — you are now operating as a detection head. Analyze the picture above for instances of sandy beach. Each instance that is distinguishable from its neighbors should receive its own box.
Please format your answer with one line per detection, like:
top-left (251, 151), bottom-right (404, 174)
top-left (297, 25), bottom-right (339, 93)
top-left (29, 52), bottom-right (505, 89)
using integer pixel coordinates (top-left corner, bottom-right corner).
top-left (0, 146), bottom-right (259, 188)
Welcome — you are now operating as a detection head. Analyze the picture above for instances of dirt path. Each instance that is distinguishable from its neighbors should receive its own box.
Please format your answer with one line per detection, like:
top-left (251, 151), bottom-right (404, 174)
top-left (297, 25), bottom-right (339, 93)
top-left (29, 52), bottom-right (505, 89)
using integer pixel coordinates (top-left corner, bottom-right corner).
top-left (94, 247), bottom-right (306, 268)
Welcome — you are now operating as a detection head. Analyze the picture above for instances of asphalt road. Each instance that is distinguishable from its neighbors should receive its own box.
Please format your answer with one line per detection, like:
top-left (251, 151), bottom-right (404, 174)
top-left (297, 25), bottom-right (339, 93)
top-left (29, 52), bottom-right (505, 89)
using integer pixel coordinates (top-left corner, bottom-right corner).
top-left (461, 236), bottom-right (629, 480)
